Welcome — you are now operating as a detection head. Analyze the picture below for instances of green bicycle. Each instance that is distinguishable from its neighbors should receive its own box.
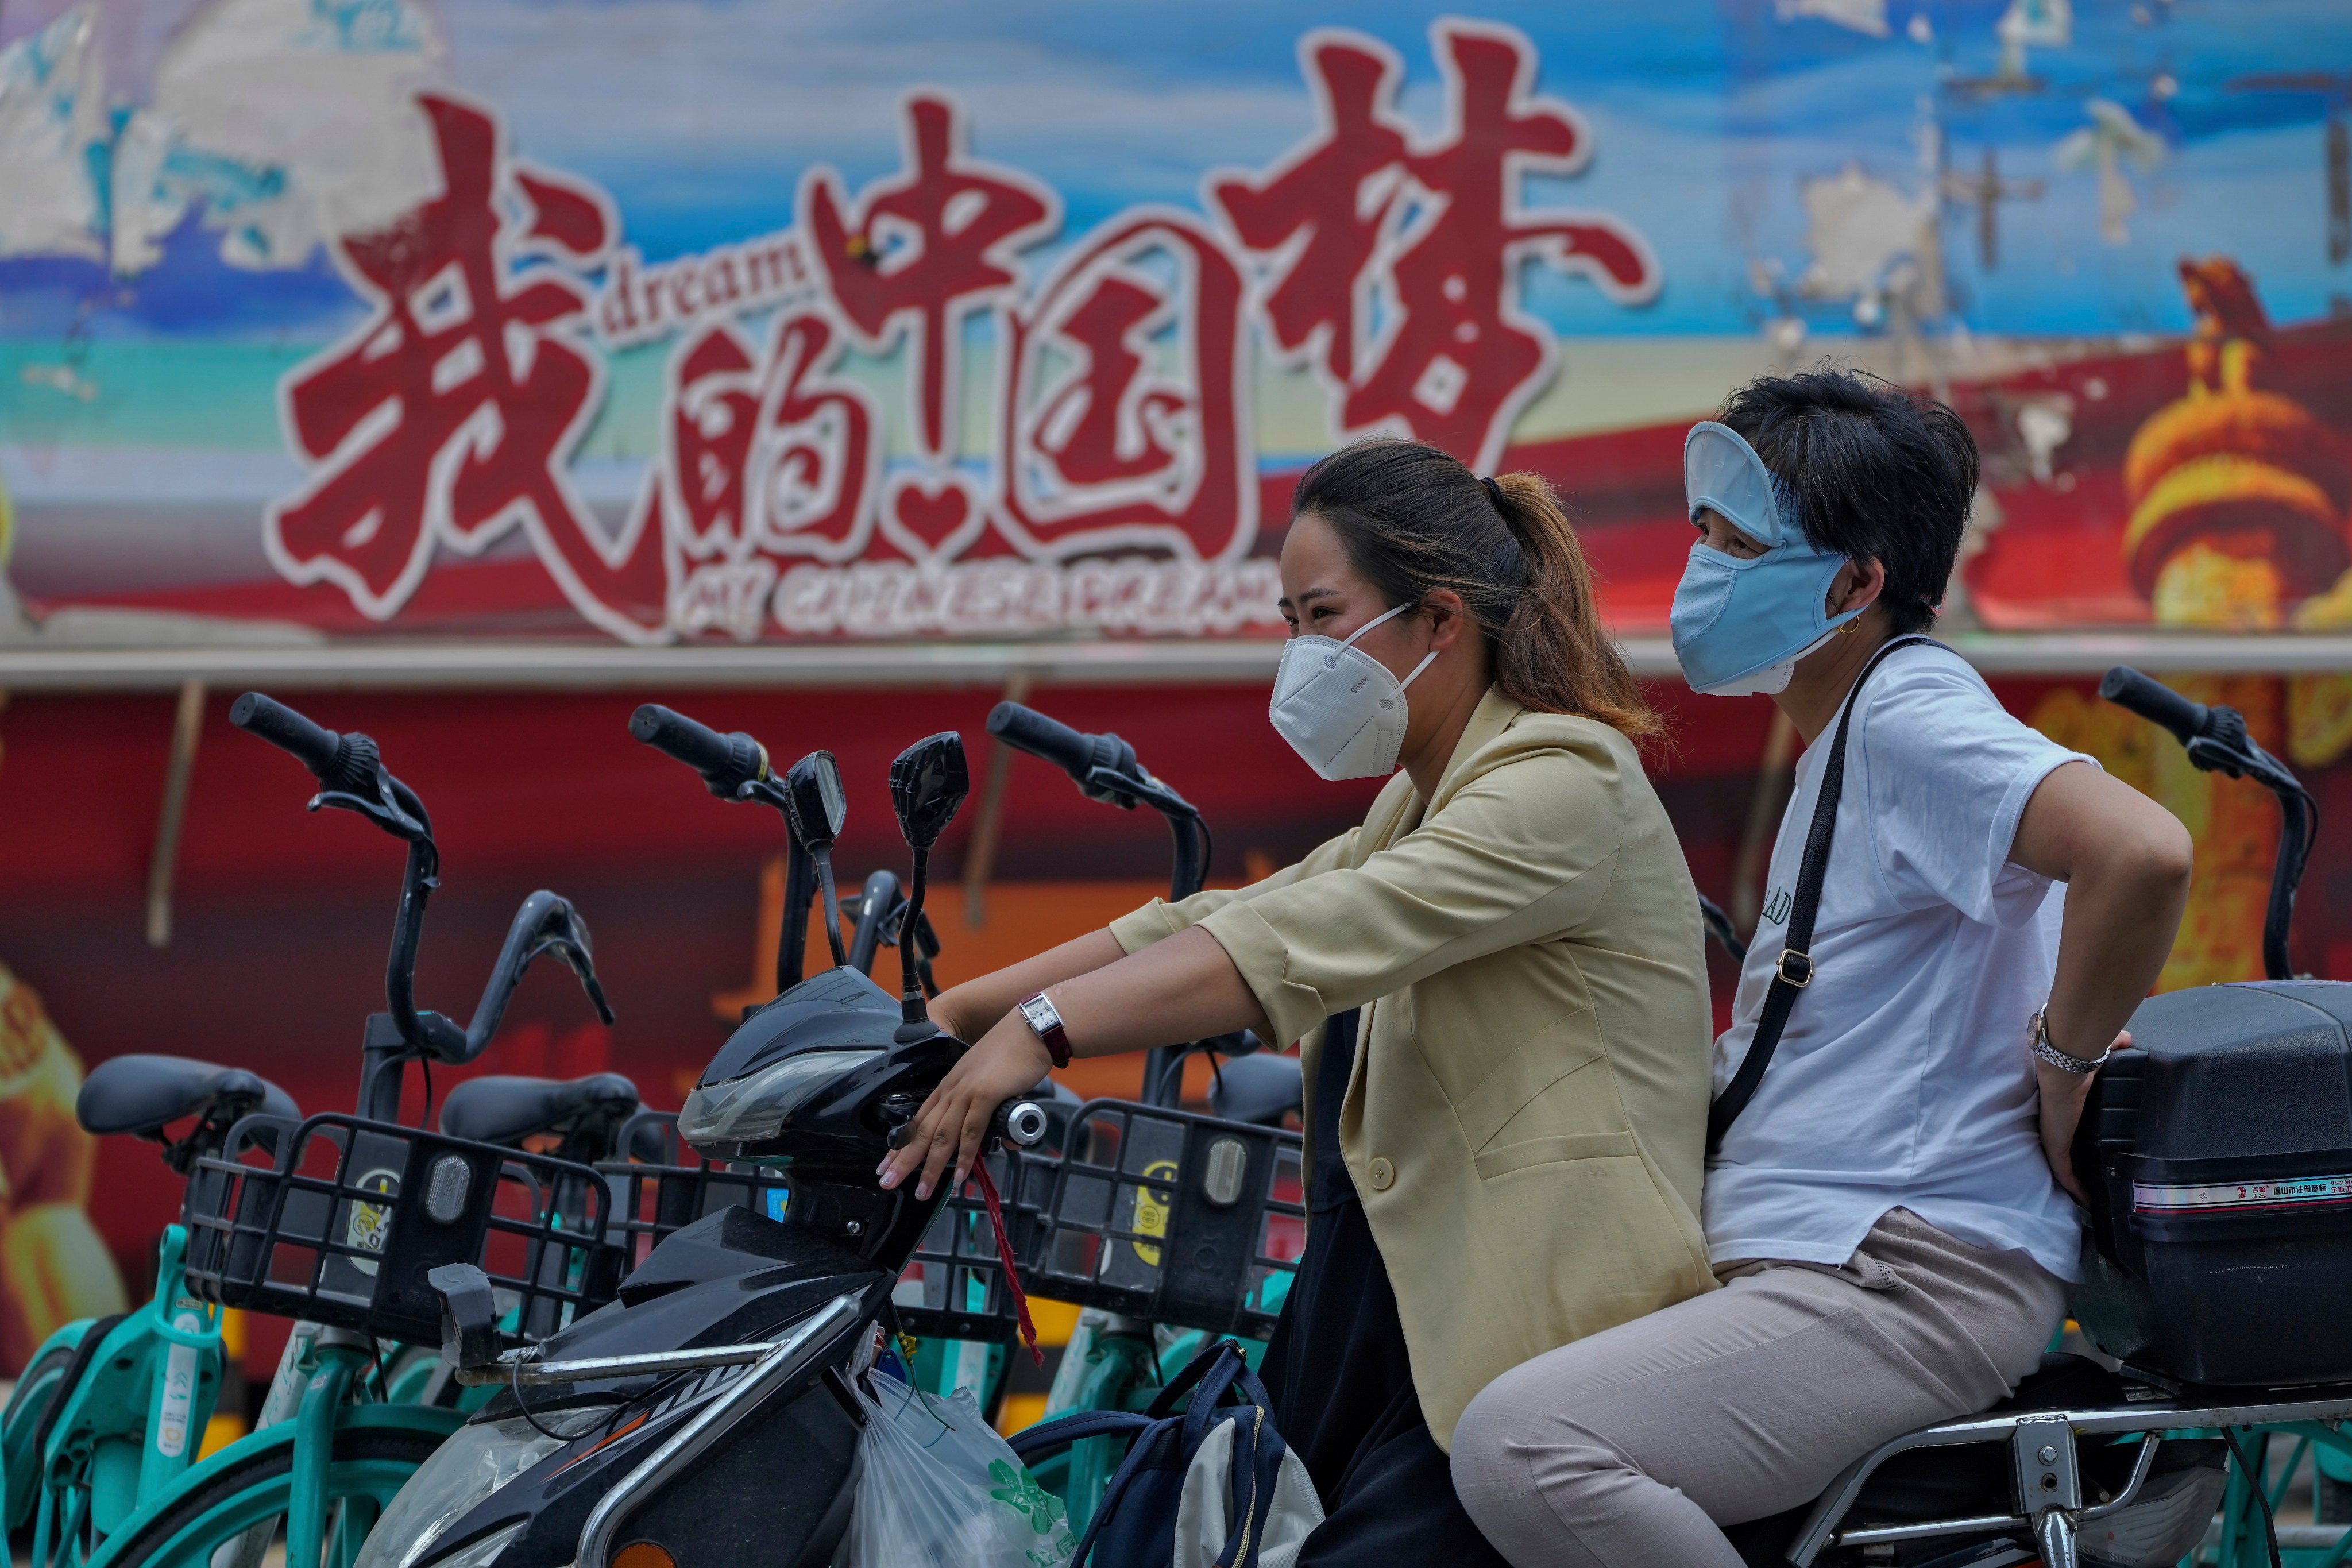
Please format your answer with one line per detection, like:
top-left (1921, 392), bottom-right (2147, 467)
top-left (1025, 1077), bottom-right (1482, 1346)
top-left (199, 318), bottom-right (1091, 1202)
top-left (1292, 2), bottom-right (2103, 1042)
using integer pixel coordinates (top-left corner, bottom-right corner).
top-left (1, 694), bottom-right (624, 1568)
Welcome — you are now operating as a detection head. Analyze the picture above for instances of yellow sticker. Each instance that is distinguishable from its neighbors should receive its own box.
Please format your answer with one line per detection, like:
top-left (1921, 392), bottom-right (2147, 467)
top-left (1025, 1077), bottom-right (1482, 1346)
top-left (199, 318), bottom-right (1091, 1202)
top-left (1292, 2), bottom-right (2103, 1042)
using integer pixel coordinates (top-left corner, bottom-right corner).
top-left (1130, 1158), bottom-right (1177, 1266)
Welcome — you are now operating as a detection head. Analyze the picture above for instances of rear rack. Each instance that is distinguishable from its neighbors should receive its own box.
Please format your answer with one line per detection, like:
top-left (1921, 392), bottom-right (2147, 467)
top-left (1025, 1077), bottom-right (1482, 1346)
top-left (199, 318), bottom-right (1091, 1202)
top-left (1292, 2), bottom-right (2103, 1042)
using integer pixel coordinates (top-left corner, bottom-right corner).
top-left (181, 1112), bottom-right (619, 1349)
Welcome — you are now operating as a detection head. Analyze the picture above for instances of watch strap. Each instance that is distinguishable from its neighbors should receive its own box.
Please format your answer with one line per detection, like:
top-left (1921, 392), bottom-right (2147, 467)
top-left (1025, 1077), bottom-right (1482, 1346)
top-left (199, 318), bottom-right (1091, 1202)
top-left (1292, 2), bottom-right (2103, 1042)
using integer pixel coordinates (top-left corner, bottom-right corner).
top-left (2029, 1007), bottom-right (2108, 1075)
top-left (1018, 992), bottom-right (1073, 1069)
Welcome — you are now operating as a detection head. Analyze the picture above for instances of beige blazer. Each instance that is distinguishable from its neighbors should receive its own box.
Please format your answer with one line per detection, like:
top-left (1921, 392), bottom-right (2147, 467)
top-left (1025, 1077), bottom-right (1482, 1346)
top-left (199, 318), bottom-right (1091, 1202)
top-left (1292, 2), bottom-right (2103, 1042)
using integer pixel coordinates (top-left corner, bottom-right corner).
top-left (1108, 688), bottom-right (1717, 1447)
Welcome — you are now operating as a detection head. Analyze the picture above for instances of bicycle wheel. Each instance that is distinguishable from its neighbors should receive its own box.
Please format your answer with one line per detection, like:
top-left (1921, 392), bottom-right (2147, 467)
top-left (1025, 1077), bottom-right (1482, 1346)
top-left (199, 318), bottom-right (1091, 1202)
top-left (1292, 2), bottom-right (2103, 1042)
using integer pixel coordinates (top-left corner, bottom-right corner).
top-left (88, 1425), bottom-right (444, 1568)
top-left (4, 1338), bottom-right (82, 1531)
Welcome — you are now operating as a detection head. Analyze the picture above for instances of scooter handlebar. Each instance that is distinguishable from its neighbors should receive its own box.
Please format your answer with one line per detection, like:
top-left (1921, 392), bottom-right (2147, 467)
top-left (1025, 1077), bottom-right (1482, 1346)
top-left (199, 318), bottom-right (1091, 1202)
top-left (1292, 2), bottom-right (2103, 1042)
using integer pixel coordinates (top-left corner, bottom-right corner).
top-left (986, 701), bottom-right (1098, 780)
top-left (230, 692), bottom-right (343, 777)
top-left (630, 704), bottom-right (768, 799)
top-left (2099, 667), bottom-right (2210, 748)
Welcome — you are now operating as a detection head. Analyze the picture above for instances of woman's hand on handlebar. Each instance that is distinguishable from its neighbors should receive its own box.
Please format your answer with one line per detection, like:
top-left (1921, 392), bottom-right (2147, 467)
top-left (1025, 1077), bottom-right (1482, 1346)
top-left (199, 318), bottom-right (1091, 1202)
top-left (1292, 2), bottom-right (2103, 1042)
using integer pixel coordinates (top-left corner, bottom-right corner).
top-left (878, 1018), bottom-right (1053, 1200)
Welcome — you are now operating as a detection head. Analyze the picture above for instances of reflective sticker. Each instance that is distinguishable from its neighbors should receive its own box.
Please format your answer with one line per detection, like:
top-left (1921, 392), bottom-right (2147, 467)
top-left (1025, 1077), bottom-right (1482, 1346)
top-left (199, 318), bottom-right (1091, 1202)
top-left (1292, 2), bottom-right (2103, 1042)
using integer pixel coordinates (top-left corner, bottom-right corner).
top-left (155, 1312), bottom-right (204, 1458)
top-left (2134, 1172), bottom-right (2352, 1214)
top-left (346, 1167), bottom-right (401, 1276)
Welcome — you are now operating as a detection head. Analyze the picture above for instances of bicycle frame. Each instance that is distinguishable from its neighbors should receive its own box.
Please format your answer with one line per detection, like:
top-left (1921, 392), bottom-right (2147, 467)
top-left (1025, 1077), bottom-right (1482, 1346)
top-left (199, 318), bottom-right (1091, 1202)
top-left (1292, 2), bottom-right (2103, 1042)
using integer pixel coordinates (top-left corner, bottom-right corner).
top-left (20, 1229), bottom-right (224, 1568)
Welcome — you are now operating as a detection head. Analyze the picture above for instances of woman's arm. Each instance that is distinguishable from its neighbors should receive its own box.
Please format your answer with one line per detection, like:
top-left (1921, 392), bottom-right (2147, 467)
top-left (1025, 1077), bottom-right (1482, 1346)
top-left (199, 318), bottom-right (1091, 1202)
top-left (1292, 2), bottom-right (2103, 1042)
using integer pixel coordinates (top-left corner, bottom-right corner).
top-left (880, 927), bottom-right (1272, 1199)
top-left (929, 929), bottom-right (1126, 1045)
top-left (2008, 760), bottom-right (2193, 1199)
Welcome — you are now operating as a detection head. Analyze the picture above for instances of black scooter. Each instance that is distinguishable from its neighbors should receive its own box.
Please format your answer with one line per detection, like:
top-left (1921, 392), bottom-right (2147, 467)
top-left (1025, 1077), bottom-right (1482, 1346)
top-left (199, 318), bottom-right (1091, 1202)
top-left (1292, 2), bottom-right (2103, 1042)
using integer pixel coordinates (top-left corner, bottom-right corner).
top-left (362, 723), bottom-right (1048, 1568)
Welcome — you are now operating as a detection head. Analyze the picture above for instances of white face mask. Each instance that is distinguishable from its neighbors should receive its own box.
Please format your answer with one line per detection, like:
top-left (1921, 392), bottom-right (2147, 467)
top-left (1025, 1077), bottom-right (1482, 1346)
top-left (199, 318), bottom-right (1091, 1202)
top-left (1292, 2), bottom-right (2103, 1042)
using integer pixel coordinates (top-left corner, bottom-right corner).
top-left (1269, 601), bottom-right (1438, 781)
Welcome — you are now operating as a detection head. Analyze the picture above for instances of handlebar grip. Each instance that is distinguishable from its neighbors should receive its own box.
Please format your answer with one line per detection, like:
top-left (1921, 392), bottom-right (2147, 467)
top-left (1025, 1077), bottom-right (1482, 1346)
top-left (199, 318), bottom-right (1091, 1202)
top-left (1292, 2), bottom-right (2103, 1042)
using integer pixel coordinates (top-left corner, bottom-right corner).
top-left (986, 701), bottom-right (1096, 781)
top-left (230, 692), bottom-right (343, 777)
top-left (2099, 666), bottom-right (2210, 747)
top-left (630, 704), bottom-right (766, 797)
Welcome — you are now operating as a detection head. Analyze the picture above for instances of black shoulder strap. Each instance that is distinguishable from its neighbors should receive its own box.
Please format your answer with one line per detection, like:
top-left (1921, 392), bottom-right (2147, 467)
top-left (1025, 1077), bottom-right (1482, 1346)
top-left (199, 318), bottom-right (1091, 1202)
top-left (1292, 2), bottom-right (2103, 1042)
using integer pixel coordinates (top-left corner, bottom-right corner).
top-left (1705, 636), bottom-right (1933, 1157)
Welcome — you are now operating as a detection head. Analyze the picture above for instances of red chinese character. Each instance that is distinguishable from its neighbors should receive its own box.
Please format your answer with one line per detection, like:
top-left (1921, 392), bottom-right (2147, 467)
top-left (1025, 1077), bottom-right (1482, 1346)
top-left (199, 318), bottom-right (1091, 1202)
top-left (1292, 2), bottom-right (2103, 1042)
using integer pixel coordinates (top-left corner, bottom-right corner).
top-left (1210, 23), bottom-right (1658, 471)
top-left (997, 210), bottom-right (1256, 563)
top-left (804, 94), bottom-right (1059, 464)
top-left (268, 94), bottom-right (669, 641)
top-left (640, 308), bottom-right (880, 637)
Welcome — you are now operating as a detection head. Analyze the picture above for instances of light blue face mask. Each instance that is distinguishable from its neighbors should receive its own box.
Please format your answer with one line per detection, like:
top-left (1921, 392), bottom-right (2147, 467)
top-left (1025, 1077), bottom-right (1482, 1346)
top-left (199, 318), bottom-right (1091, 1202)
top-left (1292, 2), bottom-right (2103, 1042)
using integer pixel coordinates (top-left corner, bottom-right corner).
top-left (1670, 422), bottom-right (1864, 696)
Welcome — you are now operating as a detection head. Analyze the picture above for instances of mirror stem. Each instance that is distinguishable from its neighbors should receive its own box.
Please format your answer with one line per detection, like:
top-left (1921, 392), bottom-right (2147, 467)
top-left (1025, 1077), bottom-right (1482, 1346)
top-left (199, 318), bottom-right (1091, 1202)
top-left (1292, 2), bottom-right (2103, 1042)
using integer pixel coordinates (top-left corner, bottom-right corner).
top-left (895, 845), bottom-right (933, 1036)
top-left (813, 847), bottom-right (848, 969)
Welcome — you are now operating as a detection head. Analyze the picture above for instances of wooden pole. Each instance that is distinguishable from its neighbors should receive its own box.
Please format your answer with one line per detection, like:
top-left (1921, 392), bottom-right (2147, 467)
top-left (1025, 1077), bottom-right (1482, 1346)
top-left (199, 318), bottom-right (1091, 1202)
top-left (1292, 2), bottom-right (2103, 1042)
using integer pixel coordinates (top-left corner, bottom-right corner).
top-left (960, 672), bottom-right (1033, 930)
top-left (145, 680), bottom-right (206, 948)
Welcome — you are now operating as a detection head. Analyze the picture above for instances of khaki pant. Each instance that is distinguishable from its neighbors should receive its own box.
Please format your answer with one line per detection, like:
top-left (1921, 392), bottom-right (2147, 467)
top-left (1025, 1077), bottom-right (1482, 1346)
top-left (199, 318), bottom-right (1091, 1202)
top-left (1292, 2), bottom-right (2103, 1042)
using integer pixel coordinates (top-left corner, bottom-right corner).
top-left (1449, 1208), bottom-right (2067, 1568)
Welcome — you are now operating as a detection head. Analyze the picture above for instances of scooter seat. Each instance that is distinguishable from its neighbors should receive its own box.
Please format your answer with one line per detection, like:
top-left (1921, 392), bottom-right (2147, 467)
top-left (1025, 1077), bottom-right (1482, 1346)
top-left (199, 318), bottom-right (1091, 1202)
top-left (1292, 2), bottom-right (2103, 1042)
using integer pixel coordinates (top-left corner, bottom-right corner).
top-left (1210, 1052), bottom-right (1303, 1129)
top-left (76, 1053), bottom-right (299, 1138)
top-left (439, 1073), bottom-right (639, 1150)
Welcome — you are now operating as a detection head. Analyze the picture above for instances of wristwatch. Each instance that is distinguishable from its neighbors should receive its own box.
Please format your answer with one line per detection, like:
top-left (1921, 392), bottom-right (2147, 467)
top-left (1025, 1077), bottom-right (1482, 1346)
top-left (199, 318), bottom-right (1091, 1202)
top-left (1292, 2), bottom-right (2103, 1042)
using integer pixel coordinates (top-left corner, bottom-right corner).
top-left (2029, 1007), bottom-right (2109, 1075)
top-left (1016, 991), bottom-right (1073, 1069)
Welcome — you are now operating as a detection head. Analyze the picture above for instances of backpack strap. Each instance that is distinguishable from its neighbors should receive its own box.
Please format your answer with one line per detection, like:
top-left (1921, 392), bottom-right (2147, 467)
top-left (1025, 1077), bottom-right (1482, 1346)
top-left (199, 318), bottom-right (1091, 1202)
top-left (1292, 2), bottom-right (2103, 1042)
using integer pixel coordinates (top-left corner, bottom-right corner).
top-left (1004, 1408), bottom-right (1153, 1464)
top-left (1705, 635), bottom-right (1933, 1158)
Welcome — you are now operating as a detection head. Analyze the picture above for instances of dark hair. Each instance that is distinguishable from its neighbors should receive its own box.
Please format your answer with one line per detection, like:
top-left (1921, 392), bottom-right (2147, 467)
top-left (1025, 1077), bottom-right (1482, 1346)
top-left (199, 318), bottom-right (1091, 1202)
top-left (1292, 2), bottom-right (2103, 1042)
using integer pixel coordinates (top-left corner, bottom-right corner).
top-left (1715, 368), bottom-right (1979, 636)
top-left (1291, 439), bottom-right (1657, 739)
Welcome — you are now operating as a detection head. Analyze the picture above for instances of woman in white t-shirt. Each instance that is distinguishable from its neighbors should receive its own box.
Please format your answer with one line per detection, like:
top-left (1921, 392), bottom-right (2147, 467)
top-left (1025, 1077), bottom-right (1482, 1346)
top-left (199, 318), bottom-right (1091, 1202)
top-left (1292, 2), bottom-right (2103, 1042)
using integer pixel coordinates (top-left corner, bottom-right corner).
top-left (1450, 369), bottom-right (2195, 1568)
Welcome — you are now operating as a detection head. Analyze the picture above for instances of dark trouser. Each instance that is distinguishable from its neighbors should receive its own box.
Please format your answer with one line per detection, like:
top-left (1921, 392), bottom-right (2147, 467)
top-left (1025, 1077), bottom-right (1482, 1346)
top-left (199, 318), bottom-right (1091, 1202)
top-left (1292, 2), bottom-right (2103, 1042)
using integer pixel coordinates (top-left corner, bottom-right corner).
top-left (1259, 1142), bottom-right (1510, 1565)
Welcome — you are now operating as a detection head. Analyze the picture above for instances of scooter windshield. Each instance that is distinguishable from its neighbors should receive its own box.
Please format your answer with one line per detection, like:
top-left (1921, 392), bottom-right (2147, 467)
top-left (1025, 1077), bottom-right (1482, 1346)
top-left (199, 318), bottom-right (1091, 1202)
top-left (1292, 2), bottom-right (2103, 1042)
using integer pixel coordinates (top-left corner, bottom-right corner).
top-left (677, 1049), bottom-right (882, 1150)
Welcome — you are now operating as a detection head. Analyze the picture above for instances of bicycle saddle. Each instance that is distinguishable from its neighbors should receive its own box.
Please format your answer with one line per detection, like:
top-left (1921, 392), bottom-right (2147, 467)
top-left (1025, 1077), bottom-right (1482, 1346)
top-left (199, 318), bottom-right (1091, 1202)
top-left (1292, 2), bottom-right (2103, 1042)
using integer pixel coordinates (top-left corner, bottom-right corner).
top-left (76, 1054), bottom-right (299, 1138)
top-left (439, 1072), bottom-right (640, 1157)
top-left (1210, 1052), bottom-right (1304, 1129)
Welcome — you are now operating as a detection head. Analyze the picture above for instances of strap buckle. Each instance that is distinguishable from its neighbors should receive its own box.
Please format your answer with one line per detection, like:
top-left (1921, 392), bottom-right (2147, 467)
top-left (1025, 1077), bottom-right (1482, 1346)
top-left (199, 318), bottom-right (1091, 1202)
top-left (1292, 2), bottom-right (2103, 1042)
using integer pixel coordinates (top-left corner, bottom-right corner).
top-left (1774, 948), bottom-right (1814, 988)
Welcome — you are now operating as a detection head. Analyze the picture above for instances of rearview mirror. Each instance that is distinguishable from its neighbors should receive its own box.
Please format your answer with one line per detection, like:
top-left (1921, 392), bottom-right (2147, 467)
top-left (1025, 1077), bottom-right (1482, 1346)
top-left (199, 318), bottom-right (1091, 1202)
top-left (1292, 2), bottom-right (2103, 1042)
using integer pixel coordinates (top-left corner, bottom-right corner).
top-left (781, 750), bottom-right (847, 852)
top-left (889, 732), bottom-right (968, 851)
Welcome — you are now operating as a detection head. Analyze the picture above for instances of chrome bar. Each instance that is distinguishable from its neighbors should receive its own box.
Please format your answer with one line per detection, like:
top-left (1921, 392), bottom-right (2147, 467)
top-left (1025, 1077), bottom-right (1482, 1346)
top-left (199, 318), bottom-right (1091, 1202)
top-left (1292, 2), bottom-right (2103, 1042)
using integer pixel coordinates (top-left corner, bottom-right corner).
top-left (480, 1341), bottom-right (775, 1387)
top-left (1827, 1436), bottom-right (2158, 1550)
top-left (2075, 1436), bottom-right (2159, 1524)
top-left (574, 1293), bottom-right (861, 1568)
top-left (1834, 1511), bottom-right (2026, 1547)
top-left (1789, 1391), bottom-right (2352, 1565)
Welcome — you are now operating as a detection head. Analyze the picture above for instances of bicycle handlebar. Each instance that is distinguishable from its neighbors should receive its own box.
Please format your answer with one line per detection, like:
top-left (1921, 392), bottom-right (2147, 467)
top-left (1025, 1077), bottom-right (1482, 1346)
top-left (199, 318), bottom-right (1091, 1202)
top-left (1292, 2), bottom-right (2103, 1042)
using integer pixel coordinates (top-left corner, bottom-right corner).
top-left (2098, 667), bottom-right (2210, 748)
top-left (986, 702), bottom-right (1102, 780)
top-left (629, 704), bottom-right (768, 800)
top-left (231, 691), bottom-right (339, 772)
top-left (2101, 665), bottom-right (2316, 982)
top-left (987, 701), bottom-right (1142, 806)
top-left (231, 690), bottom-right (384, 800)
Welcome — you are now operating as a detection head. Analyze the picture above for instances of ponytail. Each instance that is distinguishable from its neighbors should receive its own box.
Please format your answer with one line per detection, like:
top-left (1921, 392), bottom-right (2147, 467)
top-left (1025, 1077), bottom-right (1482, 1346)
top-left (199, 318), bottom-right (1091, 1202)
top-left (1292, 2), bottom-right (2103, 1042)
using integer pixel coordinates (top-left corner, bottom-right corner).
top-left (1485, 472), bottom-right (1659, 738)
top-left (1291, 439), bottom-right (1659, 740)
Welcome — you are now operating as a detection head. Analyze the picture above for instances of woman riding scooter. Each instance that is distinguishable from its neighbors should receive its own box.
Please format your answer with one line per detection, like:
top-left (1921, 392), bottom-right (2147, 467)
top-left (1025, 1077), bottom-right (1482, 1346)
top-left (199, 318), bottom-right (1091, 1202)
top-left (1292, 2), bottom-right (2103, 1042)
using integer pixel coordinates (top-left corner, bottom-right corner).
top-left (880, 439), bottom-right (1721, 1561)
top-left (1450, 370), bottom-right (2196, 1567)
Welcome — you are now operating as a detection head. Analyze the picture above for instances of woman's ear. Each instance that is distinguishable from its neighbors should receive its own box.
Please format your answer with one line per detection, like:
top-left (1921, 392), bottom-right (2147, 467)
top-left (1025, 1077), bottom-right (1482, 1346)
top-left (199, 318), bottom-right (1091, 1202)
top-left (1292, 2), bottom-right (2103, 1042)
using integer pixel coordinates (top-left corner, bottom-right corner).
top-left (1828, 557), bottom-right (1886, 618)
top-left (1421, 589), bottom-right (1469, 651)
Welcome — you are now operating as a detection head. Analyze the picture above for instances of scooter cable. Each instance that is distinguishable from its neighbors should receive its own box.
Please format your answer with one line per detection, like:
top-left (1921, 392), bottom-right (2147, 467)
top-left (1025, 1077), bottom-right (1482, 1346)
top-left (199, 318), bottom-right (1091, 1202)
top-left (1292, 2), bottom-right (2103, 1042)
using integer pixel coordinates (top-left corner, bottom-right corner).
top-left (511, 1352), bottom-right (569, 1440)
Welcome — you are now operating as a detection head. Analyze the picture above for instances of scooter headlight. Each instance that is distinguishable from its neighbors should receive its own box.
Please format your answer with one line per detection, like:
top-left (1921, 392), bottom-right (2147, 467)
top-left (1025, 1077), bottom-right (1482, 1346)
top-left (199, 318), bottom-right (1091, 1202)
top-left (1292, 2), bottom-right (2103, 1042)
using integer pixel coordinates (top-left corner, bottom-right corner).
top-left (677, 1050), bottom-right (880, 1150)
top-left (353, 1412), bottom-right (596, 1568)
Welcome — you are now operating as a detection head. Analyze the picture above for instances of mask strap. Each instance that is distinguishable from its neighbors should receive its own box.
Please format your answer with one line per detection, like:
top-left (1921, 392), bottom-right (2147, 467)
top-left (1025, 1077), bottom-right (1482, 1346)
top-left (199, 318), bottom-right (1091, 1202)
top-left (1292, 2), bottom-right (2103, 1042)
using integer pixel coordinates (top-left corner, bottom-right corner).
top-left (1333, 600), bottom-right (1415, 655)
top-left (1397, 647), bottom-right (1440, 692)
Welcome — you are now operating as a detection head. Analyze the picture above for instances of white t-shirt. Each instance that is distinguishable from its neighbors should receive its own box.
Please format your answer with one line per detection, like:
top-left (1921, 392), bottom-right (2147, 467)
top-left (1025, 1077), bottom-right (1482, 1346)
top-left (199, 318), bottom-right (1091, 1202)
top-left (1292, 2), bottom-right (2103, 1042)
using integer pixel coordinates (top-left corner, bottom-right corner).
top-left (1704, 639), bottom-right (2088, 1281)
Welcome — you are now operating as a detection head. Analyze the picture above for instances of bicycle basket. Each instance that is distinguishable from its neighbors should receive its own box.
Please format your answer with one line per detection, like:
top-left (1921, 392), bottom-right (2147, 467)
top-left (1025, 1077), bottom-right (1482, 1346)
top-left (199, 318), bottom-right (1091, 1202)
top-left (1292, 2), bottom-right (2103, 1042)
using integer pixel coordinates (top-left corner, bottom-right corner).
top-left (600, 1110), bottom-right (1048, 1345)
top-left (890, 1142), bottom-right (1052, 1343)
top-left (1017, 1099), bottom-right (1304, 1339)
top-left (181, 1112), bottom-right (620, 1349)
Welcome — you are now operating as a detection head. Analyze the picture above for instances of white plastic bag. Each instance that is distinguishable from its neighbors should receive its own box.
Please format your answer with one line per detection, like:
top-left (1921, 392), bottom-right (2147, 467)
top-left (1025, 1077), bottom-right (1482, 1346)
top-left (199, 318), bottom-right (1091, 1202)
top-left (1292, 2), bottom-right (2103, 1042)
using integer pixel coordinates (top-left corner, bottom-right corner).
top-left (844, 1378), bottom-right (1077, 1568)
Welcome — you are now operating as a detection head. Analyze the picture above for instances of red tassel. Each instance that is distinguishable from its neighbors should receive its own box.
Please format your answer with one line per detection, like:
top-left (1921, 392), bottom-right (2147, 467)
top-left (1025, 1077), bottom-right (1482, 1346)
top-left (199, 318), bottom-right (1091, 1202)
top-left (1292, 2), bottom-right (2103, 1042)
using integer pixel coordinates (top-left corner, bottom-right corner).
top-left (971, 1158), bottom-right (1043, 1366)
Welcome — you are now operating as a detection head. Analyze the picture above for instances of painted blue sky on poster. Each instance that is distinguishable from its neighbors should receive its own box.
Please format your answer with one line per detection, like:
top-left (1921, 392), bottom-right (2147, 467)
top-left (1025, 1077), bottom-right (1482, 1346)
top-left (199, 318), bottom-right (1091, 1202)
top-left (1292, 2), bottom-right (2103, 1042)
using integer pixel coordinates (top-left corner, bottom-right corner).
top-left (2, 0), bottom-right (2347, 344)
